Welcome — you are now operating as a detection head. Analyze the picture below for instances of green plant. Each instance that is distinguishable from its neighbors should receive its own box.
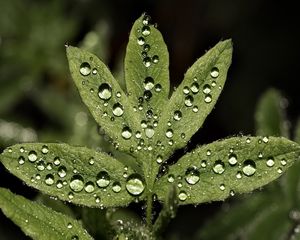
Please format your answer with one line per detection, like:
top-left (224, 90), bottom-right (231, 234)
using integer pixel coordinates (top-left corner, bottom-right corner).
top-left (1, 14), bottom-right (300, 240)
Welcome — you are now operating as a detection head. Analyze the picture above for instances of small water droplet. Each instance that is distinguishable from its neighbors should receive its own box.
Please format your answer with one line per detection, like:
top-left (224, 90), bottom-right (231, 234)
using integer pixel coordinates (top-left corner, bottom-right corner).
top-left (56, 180), bottom-right (63, 189)
top-left (144, 77), bottom-right (154, 90)
top-left (277, 167), bottom-right (283, 174)
top-left (262, 136), bottom-right (269, 143)
top-left (181, 133), bottom-right (186, 139)
top-left (190, 82), bottom-right (199, 93)
top-left (20, 147), bottom-right (25, 153)
top-left (183, 86), bottom-right (190, 94)
top-left (58, 166), bottom-right (67, 178)
top-left (174, 110), bottom-right (182, 121)
top-left (84, 182), bottom-right (95, 193)
top-left (156, 155), bottom-right (163, 164)
top-left (228, 154), bottom-right (237, 166)
top-left (192, 106), bottom-right (198, 113)
top-left (185, 167), bottom-right (200, 185)
top-left (142, 26), bottom-right (151, 36)
top-left (137, 37), bottom-right (145, 45)
top-left (144, 90), bottom-right (152, 100)
top-left (80, 62), bottom-right (91, 76)
top-left (152, 55), bottom-right (159, 63)
top-left (145, 126), bottom-right (155, 138)
top-left (144, 44), bottom-right (150, 52)
top-left (135, 131), bottom-right (142, 139)
top-left (70, 175), bottom-right (84, 192)
top-left (67, 223), bottom-right (73, 229)
top-left (210, 67), bottom-right (219, 78)
top-left (18, 156), bottom-right (25, 165)
top-left (213, 160), bottom-right (225, 174)
top-left (219, 184), bottom-right (225, 191)
top-left (122, 127), bottom-right (132, 139)
top-left (168, 174), bottom-right (175, 183)
top-left (206, 150), bottom-right (211, 156)
top-left (185, 95), bottom-right (194, 107)
top-left (143, 57), bottom-right (151, 67)
top-left (126, 174), bottom-right (145, 196)
top-left (242, 160), bottom-right (256, 176)
top-left (236, 171), bottom-right (242, 179)
top-left (96, 171), bottom-right (110, 188)
top-left (203, 84), bottom-right (211, 94)
top-left (230, 190), bottom-right (235, 196)
top-left (68, 192), bottom-right (74, 200)
top-left (204, 94), bottom-right (212, 103)
top-left (246, 138), bottom-right (251, 143)
top-left (98, 83), bottom-right (112, 100)
top-left (281, 159), bottom-right (287, 166)
top-left (201, 160), bottom-right (207, 168)
top-left (112, 103), bottom-right (124, 117)
top-left (95, 196), bottom-right (100, 203)
top-left (112, 182), bottom-right (122, 193)
top-left (28, 151), bottom-right (38, 162)
top-left (178, 191), bottom-right (187, 201)
top-left (41, 145), bottom-right (49, 154)
top-left (155, 84), bottom-right (162, 92)
top-left (36, 160), bottom-right (45, 171)
top-left (142, 15), bottom-right (151, 25)
top-left (166, 129), bottom-right (173, 138)
top-left (266, 157), bottom-right (275, 167)
top-left (71, 235), bottom-right (79, 240)
top-left (53, 157), bottom-right (61, 166)
top-left (89, 158), bottom-right (94, 165)
top-left (8, 148), bottom-right (12, 153)
top-left (45, 174), bottom-right (54, 185)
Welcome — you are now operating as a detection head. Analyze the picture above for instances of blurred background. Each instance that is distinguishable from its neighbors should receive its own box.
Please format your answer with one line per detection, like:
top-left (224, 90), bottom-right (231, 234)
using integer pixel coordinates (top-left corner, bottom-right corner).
top-left (0, 0), bottom-right (299, 239)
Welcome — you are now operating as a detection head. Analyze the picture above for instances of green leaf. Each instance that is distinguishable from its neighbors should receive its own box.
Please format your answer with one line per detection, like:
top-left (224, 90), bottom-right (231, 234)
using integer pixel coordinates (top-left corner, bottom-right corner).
top-left (255, 88), bottom-right (289, 137)
top-left (154, 136), bottom-right (300, 205)
top-left (125, 13), bottom-right (170, 114)
top-left (66, 46), bottom-right (142, 156)
top-left (154, 39), bottom-right (233, 161)
top-left (294, 118), bottom-right (300, 144)
top-left (0, 187), bottom-right (93, 240)
top-left (0, 143), bottom-right (145, 207)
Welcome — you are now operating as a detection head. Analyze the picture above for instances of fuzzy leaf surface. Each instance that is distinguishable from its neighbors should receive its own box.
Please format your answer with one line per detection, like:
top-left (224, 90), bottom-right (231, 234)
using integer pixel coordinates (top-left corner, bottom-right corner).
top-left (0, 188), bottom-right (93, 240)
top-left (155, 136), bottom-right (300, 205)
top-left (0, 143), bottom-right (143, 207)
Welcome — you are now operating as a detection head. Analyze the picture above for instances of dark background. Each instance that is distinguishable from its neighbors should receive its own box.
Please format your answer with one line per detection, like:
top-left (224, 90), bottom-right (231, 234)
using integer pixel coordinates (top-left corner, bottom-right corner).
top-left (1, 0), bottom-right (299, 239)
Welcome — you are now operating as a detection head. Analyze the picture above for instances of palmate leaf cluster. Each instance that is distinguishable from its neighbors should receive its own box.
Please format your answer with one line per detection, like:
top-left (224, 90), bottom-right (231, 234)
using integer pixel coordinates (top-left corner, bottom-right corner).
top-left (1, 14), bottom-right (300, 239)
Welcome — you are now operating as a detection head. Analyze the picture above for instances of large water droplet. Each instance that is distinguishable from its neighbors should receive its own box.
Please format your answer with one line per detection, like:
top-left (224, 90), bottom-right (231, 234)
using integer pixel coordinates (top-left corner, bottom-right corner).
top-left (178, 191), bottom-right (187, 201)
top-left (126, 174), bottom-right (145, 196)
top-left (112, 103), bottom-right (124, 117)
top-left (228, 154), bottom-right (238, 166)
top-left (96, 171), bottom-right (110, 188)
top-left (174, 110), bottom-right (182, 121)
top-left (210, 67), bottom-right (219, 78)
top-left (80, 62), bottom-right (91, 76)
top-left (70, 175), bottom-right (84, 192)
top-left (190, 82), bottom-right (199, 93)
top-left (28, 151), bottom-right (37, 162)
top-left (242, 160), bottom-right (256, 176)
top-left (137, 37), bottom-right (145, 45)
top-left (204, 94), bottom-right (212, 103)
top-left (185, 95), bottom-right (194, 107)
top-left (213, 160), bottom-right (225, 174)
top-left (84, 181), bottom-right (95, 193)
top-left (112, 182), bottom-right (122, 193)
top-left (142, 26), bottom-right (151, 36)
top-left (203, 84), bottom-right (211, 94)
top-left (98, 83), bottom-right (112, 100)
top-left (58, 166), bottom-right (67, 178)
top-left (45, 174), bottom-right (54, 185)
top-left (145, 126), bottom-right (155, 138)
top-left (121, 127), bottom-right (132, 139)
top-left (36, 160), bottom-right (45, 171)
top-left (185, 166), bottom-right (200, 185)
top-left (144, 77), bottom-right (154, 90)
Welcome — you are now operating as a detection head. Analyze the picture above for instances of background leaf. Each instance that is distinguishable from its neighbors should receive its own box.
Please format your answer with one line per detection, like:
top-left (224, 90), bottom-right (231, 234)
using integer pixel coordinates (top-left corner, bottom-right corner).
top-left (154, 136), bottom-right (300, 205)
top-left (0, 187), bottom-right (93, 240)
top-left (0, 143), bottom-right (144, 207)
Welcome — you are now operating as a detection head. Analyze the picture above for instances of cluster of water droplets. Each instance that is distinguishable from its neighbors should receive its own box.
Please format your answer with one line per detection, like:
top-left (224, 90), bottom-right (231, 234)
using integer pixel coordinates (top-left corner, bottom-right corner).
top-left (12, 145), bottom-right (146, 203)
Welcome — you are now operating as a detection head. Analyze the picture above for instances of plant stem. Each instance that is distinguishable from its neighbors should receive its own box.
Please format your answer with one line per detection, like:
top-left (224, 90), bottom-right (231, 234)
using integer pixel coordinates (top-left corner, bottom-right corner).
top-left (146, 191), bottom-right (153, 231)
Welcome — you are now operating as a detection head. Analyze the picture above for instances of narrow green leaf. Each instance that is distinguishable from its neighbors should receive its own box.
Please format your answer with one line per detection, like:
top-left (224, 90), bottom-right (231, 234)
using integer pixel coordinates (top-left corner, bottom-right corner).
top-left (255, 88), bottom-right (289, 137)
top-left (66, 46), bottom-right (141, 156)
top-left (0, 187), bottom-right (93, 240)
top-left (154, 136), bottom-right (300, 205)
top-left (0, 143), bottom-right (145, 207)
top-left (154, 40), bottom-right (233, 161)
top-left (125, 13), bottom-right (170, 114)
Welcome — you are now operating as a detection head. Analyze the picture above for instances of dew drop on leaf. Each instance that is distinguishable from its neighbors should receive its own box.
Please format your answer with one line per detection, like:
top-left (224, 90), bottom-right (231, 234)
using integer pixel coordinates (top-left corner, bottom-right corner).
top-left (213, 160), bottom-right (225, 174)
top-left (79, 62), bottom-right (91, 76)
top-left (142, 15), bottom-right (151, 25)
top-left (92, 68), bottom-right (97, 75)
top-left (143, 57), bottom-right (151, 67)
top-left (96, 171), bottom-right (110, 188)
top-left (192, 106), bottom-right (198, 113)
top-left (58, 166), bottom-right (67, 178)
top-left (203, 84), bottom-right (211, 94)
top-left (20, 147), bottom-right (25, 153)
top-left (41, 145), bottom-right (49, 154)
top-left (126, 174), bottom-right (145, 196)
top-left (165, 129), bottom-right (174, 138)
top-left (36, 160), bottom-right (45, 171)
top-left (262, 136), bottom-right (269, 143)
top-left (190, 82), bottom-right (199, 93)
top-left (137, 37), bottom-right (145, 45)
top-left (112, 103), bottom-right (124, 117)
top-left (266, 157), bottom-right (275, 167)
top-left (228, 154), bottom-right (238, 166)
top-left (145, 126), bottom-right (155, 138)
top-left (121, 127), bottom-right (132, 139)
top-left (155, 84), bottom-right (162, 92)
top-left (204, 94), bottom-right (212, 103)
top-left (28, 150), bottom-right (37, 162)
top-left (53, 157), bottom-right (61, 166)
top-left (152, 55), bottom-right (159, 63)
top-left (142, 26), bottom-right (151, 36)
top-left (242, 160), bottom-right (256, 176)
top-left (236, 171), bottom-right (242, 179)
top-left (168, 174), bottom-right (175, 183)
top-left (156, 155), bottom-right (163, 164)
top-left (84, 181), bottom-right (95, 193)
top-left (210, 67), bottom-right (219, 78)
top-left (98, 83), bottom-right (112, 100)
top-left (178, 191), bottom-right (187, 201)
top-left (144, 90), bottom-right (152, 100)
top-left (144, 77), bottom-right (154, 90)
top-left (219, 184), bottom-right (225, 191)
top-left (144, 44), bottom-right (150, 52)
top-left (112, 182), bottom-right (122, 193)
top-left (69, 175), bottom-right (84, 192)
top-left (183, 86), bottom-right (190, 95)
top-left (185, 167), bottom-right (200, 185)
top-left (184, 95), bottom-right (194, 107)
top-left (201, 160), bottom-right (207, 168)
top-left (56, 180), bottom-right (63, 189)
top-left (281, 159), bottom-right (287, 166)
top-left (173, 110), bottom-right (182, 121)
top-left (45, 174), bottom-right (54, 186)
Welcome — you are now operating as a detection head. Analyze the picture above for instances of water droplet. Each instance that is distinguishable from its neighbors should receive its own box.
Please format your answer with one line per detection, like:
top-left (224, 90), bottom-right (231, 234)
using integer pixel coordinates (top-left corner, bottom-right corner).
top-left (80, 62), bottom-right (91, 76)
top-left (45, 174), bottom-right (54, 185)
top-left (258, 152), bottom-right (263, 158)
top-left (137, 37), bottom-right (145, 45)
top-left (36, 160), bottom-right (45, 171)
top-left (236, 171), bottom-right (242, 179)
top-left (201, 160), bottom-right (207, 168)
top-left (219, 184), bottom-right (225, 191)
top-left (165, 129), bottom-right (173, 138)
top-left (116, 92), bottom-right (121, 98)
top-left (204, 94), bottom-right (212, 103)
top-left (213, 160), bottom-right (225, 174)
top-left (262, 136), bottom-right (269, 143)
top-left (190, 82), bottom-right (199, 93)
top-left (230, 190), bottom-right (235, 196)
top-left (144, 44), bottom-right (150, 52)
top-left (185, 167), bottom-right (200, 185)
top-left (135, 131), bottom-right (142, 139)
top-left (152, 55), bottom-right (159, 63)
top-left (71, 235), bottom-right (79, 240)
top-left (53, 157), bottom-right (60, 166)
top-left (183, 86), bottom-right (190, 94)
top-left (144, 90), bottom-right (152, 100)
top-left (266, 157), bottom-right (275, 167)
top-left (168, 174), bottom-right (175, 183)
top-left (192, 106), bottom-right (198, 113)
top-left (155, 84), bottom-right (162, 92)
top-left (246, 138), bottom-right (251, 143)
top-left (126, 174), bottom-right (145, 196)
top-left (58, 166), bottom-right (67, 178)
top-left (242, 160), bottom-right (256, 176)
top-left (185, 95), bottom-right (194, 107)
top-left (46, 163), bottom-right (53, 170)
top-left (121, 127), bottom-right (132, 139)
top-left (92, 68), bottom-right (97, 75)
top-left (89, 158), bottom-right (94, 165)
top-left (210, 67), bottom-right (219, 78)
top-left (84, 182), bottom-right (95, 193)
top-left (206, 150), bottom-right (212, 156)
top-left (144, 77), bottom-right (154, 90)
top-left (41, 145), bottom-right (49, 154)
top-left (67, 223), bottom-right (73, 229)
top-left (178, 191), bottom-right (187, 201)
top-left (277, 167), bottom-right (283, 174)
top-left (142, 26), bottom-right (151, 36)
top-left (8, 148), bottom-right (12, 153)
top-left (174, 110), bottom-right (182, 121)
top-left (112, 103), bottom-right (124, 117)
top-left (98, 83), bottom-right (112, 100)
top-left (20, 147), bottom-right (25, 153)
top-left (96, 171), bottom-right (110, 188)
top-left (281, 159), bottom-right (287, 166)
top-left (28, 151), bottom-right (37, 162)
top-left (181, 133), bottom-right (186, 139)
top-left (56, 180), bottom-right (63, 189)
top-left (145, 126), bottom-right (155, 138)
top-left (156, 155), bottom-right (163, 164)
top-left (18, 156), bottom-right (25, 165)
top-left (112, 182), bottom-right (122, 193)
top-left (95, 196), bottom-right (100, 203)
top-left (143, 57), bottom-right (151, 67)
top-left (203, 84), bottom-right (211, 94)
top-left (68, 192), bottom-right (74, 199)
top-left (70, 175), bottom-right (84, 192)
top-left (142, 15), bottom-right (151, 25)
top-left (228, 154), bottom-right (237, 166)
